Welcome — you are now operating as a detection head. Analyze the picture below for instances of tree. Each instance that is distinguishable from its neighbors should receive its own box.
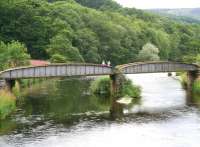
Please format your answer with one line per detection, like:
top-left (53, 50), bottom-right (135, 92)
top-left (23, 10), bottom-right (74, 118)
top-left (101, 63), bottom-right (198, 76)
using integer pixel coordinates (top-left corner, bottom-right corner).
top-left (47, 31), bottom-right (84, 62)
top-left (50, 54), bottom-right (67, 63)
top-left (138, 43), bottom-right (160, 61)
top-left (0, 41), bottom-right (30, 70)
top-left (73, 28), bottom-right (100, 63)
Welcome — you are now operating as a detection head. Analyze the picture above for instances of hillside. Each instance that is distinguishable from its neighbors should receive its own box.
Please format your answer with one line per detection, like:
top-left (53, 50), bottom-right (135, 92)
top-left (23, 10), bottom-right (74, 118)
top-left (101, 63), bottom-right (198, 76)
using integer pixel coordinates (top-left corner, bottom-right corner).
top-left (0, 0), bottom-right (200, 69)
top-left (149, 8), bottom-right (200, 23)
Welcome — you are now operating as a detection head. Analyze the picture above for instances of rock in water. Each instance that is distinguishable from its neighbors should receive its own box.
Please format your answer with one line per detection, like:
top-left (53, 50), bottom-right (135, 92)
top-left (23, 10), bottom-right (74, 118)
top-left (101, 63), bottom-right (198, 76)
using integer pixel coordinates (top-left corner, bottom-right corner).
top-left (116, 96), bottom-right (133, 105)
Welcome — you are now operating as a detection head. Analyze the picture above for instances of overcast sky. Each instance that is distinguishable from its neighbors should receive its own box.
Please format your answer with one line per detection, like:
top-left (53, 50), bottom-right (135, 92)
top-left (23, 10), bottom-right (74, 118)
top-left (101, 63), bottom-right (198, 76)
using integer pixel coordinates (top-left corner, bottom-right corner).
top-left (114, 0), bottom-right (200, 9)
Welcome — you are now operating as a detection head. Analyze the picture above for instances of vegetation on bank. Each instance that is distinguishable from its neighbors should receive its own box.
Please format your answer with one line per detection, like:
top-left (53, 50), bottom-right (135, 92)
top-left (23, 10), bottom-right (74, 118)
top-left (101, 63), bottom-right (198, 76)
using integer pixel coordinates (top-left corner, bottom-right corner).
top-left (192, 80), bottom-right (200, 96)
top-left (90, 76), bottom-right (141, 99)
top-left (179, 72), bottom-right (200, 104)
top-left (0, 89), bottom-right (16, 120)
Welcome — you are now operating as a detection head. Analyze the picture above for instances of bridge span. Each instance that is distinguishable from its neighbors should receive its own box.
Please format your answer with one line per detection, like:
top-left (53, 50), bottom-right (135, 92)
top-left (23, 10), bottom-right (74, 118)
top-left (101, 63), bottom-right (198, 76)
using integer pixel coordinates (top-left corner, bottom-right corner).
top-left (0, 62), bottom-right (198, 80)
top-left (0, 63), bottom-right (112, 80)
top-left (0, 61), bottom-right (199, 117)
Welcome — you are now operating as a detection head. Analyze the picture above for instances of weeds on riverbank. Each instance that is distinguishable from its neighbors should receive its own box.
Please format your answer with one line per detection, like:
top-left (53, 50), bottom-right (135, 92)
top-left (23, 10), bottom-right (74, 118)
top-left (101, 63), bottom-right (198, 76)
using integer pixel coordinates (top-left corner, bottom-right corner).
top-left (0, 89), bottom-right (16, 120)
top-left (179, 72), bottom-right (188, 89)
top-left (180, 72), bottom-right (200, 104)
top-left (193, 80), bottom-right (200, 95)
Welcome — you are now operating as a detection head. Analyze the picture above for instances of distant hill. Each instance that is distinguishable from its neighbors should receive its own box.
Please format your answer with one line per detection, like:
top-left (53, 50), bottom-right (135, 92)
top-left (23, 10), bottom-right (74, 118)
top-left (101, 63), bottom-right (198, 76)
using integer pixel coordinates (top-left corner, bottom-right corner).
top-left (148, 8), bottom-right (200, 23)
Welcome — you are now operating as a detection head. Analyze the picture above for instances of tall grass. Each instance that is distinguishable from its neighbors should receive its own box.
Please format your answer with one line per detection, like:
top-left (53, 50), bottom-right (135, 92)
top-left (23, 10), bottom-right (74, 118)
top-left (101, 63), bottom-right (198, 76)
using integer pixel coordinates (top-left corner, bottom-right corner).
top-left (0, 89), bottom-right (16, 120)
top-left (180, 72), bottom-right (188, 89)
top-left (193, 80), bottom-right (200, 95)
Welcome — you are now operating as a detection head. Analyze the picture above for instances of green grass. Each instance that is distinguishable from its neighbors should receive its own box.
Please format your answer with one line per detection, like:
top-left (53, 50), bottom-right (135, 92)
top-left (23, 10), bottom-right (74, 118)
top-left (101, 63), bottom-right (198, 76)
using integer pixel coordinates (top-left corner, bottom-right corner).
top-left (193, 80), bottom-right (200, 95)
top-left (0, 89), bottom-right (16, 120)
top-left (179, 72), bottom-right (188, 89)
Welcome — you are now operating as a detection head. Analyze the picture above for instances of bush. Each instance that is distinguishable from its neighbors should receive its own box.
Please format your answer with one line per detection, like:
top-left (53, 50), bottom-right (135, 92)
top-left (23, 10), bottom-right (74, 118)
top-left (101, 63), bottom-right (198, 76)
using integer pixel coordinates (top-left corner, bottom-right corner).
top-left (50, 54), bottom-right (67, 63)
top-left (90, 77), bottom-right (111, 95)
top-left (90, 76), bottom-right (141, 98)
top-left (122, 79), bottom-right (141, 98)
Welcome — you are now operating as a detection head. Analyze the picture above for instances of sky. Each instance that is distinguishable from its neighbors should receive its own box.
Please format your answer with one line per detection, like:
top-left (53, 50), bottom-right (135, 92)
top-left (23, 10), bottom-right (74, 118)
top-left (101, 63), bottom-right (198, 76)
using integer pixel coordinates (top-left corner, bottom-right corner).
top-left (114, 0), bottom-right (200, 9)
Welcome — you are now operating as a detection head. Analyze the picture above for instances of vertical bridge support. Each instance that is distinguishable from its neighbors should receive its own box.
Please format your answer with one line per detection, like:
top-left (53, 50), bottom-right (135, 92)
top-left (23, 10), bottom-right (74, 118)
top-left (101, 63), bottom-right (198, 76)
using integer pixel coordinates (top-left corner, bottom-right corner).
top-left (5, 79), bottom-right (15, 91)
top-left (186, 70), bottom-right (199, 105)
top-left (110, 73), bottom-right (124, 118)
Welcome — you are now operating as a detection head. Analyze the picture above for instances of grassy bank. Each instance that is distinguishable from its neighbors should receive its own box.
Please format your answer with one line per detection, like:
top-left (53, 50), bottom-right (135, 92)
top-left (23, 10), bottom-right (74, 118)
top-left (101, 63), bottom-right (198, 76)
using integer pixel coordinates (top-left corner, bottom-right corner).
top-left (90, 76), bottom-right (141, 99)
top-left (179, 72), bottom-right (188, 89)
top-left (192, 80), bottom-right (200, 106)
top-left (0, 89), bottom-right (16, 120)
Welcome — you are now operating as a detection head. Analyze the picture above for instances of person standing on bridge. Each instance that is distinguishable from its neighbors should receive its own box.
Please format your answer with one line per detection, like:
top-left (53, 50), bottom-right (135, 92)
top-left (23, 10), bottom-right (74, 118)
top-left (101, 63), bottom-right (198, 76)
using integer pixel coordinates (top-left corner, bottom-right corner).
top-left (107, 61), bottom-right (111, 67)
top-left (102, 60), bottom-right (106, 66)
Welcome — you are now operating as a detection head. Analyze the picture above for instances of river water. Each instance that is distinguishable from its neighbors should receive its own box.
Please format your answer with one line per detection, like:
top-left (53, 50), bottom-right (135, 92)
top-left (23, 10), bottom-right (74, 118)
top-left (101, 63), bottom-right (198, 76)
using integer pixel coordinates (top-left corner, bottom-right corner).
top-left (0, 73), bottom-right (200, 147)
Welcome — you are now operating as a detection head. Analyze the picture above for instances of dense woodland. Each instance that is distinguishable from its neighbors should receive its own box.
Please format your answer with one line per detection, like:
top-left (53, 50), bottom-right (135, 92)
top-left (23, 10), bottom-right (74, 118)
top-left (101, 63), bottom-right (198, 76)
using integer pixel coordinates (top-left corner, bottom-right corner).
top-left (0, 0), bottom-right (200, 69)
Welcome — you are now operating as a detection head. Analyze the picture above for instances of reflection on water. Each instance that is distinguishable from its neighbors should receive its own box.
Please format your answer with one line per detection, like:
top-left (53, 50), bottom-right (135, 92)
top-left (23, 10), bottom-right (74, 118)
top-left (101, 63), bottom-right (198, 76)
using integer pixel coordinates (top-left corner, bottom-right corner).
top-left (0, 73), bottom-right (200, 147)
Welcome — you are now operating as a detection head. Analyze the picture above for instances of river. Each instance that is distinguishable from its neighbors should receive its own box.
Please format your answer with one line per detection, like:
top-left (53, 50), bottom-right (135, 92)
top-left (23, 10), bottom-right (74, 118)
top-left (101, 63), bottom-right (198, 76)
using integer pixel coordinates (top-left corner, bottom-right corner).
top-left (0, 73), bottom-right (200, 147)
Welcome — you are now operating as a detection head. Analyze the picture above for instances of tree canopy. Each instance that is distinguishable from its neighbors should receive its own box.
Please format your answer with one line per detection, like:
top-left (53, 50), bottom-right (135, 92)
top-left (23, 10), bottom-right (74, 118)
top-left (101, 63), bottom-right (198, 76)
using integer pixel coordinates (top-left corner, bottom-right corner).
top-left (0, 0), bottom-right (200, 68)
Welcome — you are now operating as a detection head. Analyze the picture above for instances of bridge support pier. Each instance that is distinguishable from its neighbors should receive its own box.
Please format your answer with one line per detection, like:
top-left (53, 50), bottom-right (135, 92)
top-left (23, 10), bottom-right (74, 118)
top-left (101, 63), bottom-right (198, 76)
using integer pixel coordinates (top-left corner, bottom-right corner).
top-left (110, 74), bottom-right (124, 118)
top-left (186, 71), bottom-right (198, 105)
top-left (5, 79), bottom-right (15, 91)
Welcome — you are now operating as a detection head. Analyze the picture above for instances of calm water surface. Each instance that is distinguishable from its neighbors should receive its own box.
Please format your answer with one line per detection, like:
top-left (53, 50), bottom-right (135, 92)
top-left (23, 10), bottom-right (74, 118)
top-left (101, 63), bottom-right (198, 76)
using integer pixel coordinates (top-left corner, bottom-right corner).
top-left (0, 73), bottom-right (200, 147)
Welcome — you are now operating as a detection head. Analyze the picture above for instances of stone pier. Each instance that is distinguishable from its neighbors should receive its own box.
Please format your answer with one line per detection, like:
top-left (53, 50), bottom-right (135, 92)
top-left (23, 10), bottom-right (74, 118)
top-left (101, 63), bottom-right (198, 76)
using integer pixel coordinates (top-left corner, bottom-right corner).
top-left (186, 70), bottom-right (199, 105)
top-left (109, 72), bottom-right (125, 118)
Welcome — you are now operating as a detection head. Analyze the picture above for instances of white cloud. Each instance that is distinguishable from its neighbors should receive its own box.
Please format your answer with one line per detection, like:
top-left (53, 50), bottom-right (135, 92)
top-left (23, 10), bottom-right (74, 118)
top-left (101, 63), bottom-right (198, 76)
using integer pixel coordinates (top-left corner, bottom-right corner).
top-left (114, 0), bottom-right (200, 9)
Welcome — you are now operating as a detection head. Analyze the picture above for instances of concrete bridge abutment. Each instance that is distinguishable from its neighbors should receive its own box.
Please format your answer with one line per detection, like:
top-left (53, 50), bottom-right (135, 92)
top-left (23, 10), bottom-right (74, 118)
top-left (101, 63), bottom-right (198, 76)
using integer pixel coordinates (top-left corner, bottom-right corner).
top-left (109, 71), bottom-right (126, 118)
top-left (186, 70), bottom-right (200, 105)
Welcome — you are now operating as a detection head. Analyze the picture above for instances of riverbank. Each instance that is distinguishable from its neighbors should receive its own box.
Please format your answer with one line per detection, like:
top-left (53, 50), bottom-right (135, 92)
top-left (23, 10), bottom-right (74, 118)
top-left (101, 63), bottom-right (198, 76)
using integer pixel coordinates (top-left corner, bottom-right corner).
top-left (179, 72), bottom-right (200, 105)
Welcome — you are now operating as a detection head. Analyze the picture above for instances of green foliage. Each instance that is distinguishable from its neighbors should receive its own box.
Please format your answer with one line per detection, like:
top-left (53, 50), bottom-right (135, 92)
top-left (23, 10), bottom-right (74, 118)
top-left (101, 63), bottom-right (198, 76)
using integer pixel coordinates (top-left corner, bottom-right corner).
top-left (0, 90), bottom-right (16, 120)
top-left (90, 77), bottom-right (111, 95)
top-left (182, 54), bottom-right (200, 64)
top-left (182, 55), bottom-right (197, 63)
top-left (0, 41), bottom-right (30, 70)
top-left (90, 76), bottom-right (141, 98)
top-left (121, 79), bottom-right (141, 98)
top-left (12, 81), bottom-right (21, 98)
top-left (180, 72), bottom-right (188, 89)
top-left (193, 80), bottom-right (200, 96)
top-left (0, 0), bottom-right (200, 64)
top-left (50, 54), bottom-right (68, 63)
top-left (138, 43), bottom-right (160, 61)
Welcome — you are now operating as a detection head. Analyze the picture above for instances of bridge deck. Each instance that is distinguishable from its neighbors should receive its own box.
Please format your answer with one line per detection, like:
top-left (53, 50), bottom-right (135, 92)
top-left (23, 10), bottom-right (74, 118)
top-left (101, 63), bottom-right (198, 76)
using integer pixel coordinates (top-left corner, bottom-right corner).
top-left (117, 62), bottom-right (199, 74)
top-left (0, 62), bottom-right (199, 80)
top-left (0, 63), bottom-right (112, 79)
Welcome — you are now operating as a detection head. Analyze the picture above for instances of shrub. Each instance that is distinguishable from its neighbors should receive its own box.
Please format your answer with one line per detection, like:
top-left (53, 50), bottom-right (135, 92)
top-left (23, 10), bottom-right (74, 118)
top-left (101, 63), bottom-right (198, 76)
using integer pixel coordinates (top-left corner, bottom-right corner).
top-left (90, 77), bottom-right (111, 95)
top-left (90, 76), bottom-right (141, 98)
top-left (121, 79), bottom-right (141, 98)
